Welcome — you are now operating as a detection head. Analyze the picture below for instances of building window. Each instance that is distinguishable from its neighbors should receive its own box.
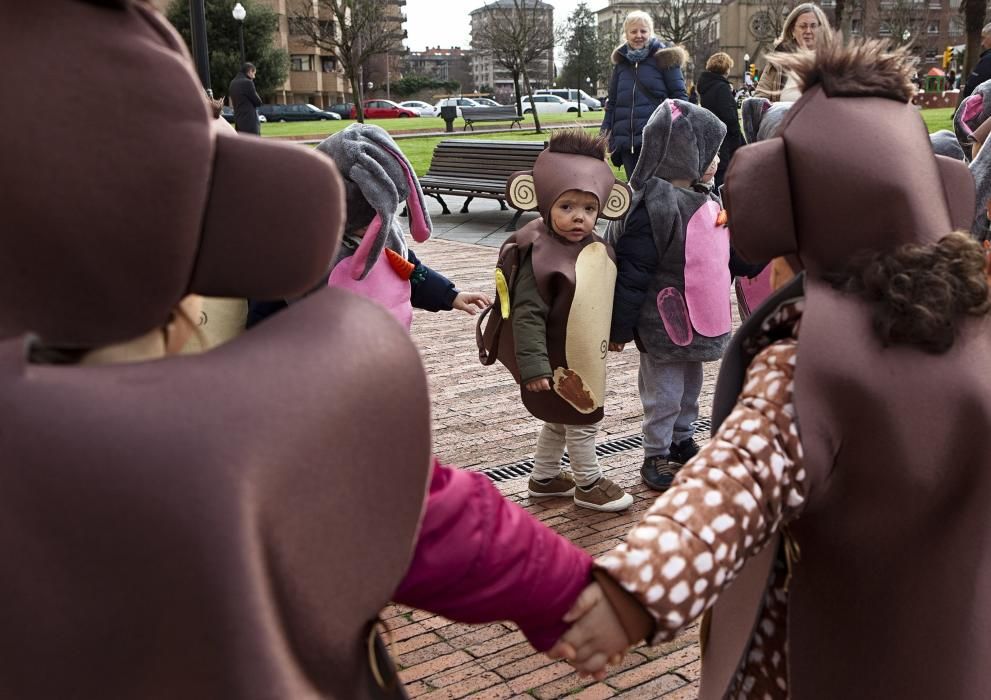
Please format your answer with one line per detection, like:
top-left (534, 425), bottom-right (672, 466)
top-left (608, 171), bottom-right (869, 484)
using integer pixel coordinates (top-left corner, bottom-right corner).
top-left (851, 17), bottom-right (863, 35)
top-left (321, 56), bottom-right (338, 72)
top-left (925, 48), bottom-right (938, 62)
top-left (928, 0), bottom-right (941, 7)
top-left (950, 16), bottom-right (965, 35)
top-left (927, 20), bottom-right (939, 34)
top-left (291, 54), bottom-right (314, 72)
top-left (879, 22), bottom-right (892, 36)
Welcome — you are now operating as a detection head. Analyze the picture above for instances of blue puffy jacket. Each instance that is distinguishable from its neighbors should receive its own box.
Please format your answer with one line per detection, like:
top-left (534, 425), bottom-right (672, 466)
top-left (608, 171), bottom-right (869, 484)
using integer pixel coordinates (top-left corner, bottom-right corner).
top-left (601, 38), bottom-right (689, 162)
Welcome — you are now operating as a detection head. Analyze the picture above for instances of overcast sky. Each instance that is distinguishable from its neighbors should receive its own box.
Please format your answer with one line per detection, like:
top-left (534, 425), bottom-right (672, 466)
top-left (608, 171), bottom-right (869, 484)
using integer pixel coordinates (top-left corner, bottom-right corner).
top-left (404, 0), bottom-right (611, 54)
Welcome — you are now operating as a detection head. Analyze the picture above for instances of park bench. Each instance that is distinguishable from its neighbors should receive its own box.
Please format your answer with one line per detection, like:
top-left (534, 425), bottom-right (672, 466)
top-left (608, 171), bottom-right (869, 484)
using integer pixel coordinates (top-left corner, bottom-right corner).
top-left (419, 139), bottom-right (546, 231)
top-left (461, 106), bottom-right (524, 131)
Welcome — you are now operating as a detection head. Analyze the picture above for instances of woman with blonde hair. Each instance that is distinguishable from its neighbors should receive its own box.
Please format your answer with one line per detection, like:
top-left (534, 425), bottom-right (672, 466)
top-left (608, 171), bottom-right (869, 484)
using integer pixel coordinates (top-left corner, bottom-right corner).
top-left (601, 9), bottom-right (689, 178)
top-left (755, 2), bottom-right (831, 101)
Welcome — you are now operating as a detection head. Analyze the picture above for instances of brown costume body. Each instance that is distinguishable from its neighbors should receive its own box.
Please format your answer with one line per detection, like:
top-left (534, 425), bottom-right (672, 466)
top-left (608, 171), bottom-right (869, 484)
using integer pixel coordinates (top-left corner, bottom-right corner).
top-left (702, 44), bottom-right (985, 698)
top-left (495, 219), bottom-right (617, 424)
top-left (1, 1), bottom-right (432, 696)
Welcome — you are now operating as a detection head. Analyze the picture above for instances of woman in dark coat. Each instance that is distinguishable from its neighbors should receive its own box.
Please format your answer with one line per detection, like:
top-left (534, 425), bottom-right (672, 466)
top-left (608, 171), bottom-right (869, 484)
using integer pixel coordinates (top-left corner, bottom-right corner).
top-left (697, 52), bottom-right (745, 189)
top-left (601, 10), bottom-right (688, 179)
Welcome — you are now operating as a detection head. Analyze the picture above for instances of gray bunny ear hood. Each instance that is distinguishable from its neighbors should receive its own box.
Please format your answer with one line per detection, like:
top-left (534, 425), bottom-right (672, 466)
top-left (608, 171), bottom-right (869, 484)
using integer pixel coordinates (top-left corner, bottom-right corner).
top-left (315, 123), bottom-right (431, 280)
top-left (741, 97), bottom-right (793, 143)
top-left (629, 99), bottom-right (726, 189)
top-left (954, 78), bottom-right (991, 161)
top-left (930, 129), bottom-right (966, 161)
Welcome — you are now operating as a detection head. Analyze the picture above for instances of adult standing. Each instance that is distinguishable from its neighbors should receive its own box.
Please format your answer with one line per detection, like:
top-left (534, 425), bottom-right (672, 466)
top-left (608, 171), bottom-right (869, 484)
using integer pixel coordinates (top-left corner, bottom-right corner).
top-left (961, 23), bottom-right (991, 102)
top-left (754, 3), bottom-right (831, 102)
top-left (228, 61), bottom-right (262, 135)
top-left (601, 10), bottom-right (688, 179)
top-left (697, 52), bottom-right (745, 188)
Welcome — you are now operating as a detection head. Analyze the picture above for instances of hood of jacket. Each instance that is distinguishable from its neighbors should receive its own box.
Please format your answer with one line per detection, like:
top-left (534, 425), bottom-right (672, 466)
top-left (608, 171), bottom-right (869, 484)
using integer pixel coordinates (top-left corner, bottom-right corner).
top-left (697, 71), bottom-right (730, 96)
top-left (612, 38), bottom-right (688, 71)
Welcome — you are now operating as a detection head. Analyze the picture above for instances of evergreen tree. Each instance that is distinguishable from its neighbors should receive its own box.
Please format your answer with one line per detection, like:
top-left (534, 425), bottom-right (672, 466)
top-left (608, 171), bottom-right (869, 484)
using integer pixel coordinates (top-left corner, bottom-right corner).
top-left (559, 3), bottom-right (602, 91)
top-left (167, 0), bottom-right (289, 99)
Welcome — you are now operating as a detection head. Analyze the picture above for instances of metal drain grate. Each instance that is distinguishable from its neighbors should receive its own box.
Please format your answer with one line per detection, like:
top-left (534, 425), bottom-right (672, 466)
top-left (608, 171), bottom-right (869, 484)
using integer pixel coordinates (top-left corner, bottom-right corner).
top-left (482, 417), bottom-right (711, 482)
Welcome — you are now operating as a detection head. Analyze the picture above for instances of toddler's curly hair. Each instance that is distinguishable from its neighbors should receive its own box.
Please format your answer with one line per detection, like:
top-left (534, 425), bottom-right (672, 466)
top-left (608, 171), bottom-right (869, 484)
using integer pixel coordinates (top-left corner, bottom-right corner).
top-left (826, 232), bottom-right (990, 353)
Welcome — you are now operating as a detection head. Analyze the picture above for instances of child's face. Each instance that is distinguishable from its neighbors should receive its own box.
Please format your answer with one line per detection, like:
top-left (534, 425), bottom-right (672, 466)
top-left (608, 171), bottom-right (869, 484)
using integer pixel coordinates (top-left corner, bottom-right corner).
top-left (701, 155), bottom-right (720, 184)
top-left (550, 190), bottom-right (600, 242)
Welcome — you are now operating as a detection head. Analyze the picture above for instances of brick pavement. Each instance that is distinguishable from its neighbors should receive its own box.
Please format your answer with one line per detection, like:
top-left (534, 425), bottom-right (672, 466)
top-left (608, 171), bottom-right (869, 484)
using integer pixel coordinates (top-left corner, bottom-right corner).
top-left (385, 224), bottom-right (734, 698)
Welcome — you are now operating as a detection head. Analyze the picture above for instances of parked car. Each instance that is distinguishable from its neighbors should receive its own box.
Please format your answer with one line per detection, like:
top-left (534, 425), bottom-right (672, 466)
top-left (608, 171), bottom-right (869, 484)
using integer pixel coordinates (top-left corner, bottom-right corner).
top-left (220, 106), bottom-right (266, 123)
top-left (257, 103), bottom-right (341, 122)
top-left (398, 100), bottom-right (436, 117)
top-left (327, 102), bottom-right (355, 119)
top-left (519, 94), bottom-right (581, 115)
top-left (534, 88), bottom-right (602, 111)
top-left (350, 99), bottom-right (420, 118)
top-left (472, 97), bottom-right (502, 107)
top-left (432, 97), bottom-right (481, 117)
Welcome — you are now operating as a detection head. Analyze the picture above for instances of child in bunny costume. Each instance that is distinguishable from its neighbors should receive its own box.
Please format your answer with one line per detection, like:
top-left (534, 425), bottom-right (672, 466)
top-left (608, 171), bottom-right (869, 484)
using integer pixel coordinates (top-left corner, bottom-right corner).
top-left (608, 99), bottom-right (730, 492)
top-left (248, 124), bottom-right (488, 329)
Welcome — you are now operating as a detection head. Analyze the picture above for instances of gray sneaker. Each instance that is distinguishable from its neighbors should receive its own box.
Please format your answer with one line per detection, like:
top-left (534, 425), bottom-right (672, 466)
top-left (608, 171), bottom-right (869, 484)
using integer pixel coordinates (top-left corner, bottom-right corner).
top-left (574, 477), bottom-right (634, 512)
top-left (527, 472), bottom-right (576, 497)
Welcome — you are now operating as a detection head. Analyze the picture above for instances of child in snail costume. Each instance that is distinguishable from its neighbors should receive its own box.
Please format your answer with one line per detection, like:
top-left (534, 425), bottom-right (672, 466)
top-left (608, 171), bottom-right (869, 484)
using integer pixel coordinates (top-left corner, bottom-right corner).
top-left (478, 129), bottom-right (635, 512)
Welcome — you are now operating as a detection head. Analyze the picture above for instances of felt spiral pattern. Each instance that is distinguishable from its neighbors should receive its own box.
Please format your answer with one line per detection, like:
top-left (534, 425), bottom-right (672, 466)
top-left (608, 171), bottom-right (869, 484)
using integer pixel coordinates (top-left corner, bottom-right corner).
top-left (604, 184), bottom-right (631, 217)
top-left (508, 176), bottom-right (537, 210)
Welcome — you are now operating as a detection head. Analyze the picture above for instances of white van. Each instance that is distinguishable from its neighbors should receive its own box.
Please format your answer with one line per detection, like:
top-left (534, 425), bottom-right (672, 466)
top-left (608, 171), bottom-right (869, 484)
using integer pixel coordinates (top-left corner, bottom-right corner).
top-left (534, 88), bottom-right (601, 111)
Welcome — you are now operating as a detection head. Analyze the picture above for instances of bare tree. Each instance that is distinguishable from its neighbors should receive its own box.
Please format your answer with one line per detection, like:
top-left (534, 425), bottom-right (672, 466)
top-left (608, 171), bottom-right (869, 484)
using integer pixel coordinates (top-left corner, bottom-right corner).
top-left (651, 0), bottom-right (721, 75)
top-left (873, 0), bottom-right (932, 49)
top-left (471, 0), bottom-right (556, 132)
top-left (961, 0), bottom-right (987, 76)
top-left (288, 0), bottom-right (405, 122)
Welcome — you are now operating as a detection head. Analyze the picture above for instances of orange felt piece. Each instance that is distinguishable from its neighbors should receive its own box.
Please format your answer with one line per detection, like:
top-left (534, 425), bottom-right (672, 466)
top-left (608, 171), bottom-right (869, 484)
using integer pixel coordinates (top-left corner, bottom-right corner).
top-left (385, 247), bottom-right (415, 280)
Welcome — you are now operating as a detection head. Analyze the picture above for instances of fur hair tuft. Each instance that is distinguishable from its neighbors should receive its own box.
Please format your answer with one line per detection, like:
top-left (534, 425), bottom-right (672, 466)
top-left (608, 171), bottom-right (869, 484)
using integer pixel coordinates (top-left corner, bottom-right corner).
top-left (768, 36), bottom-right (917, 102)
top-left (548, 128), bottom-right (609, 160)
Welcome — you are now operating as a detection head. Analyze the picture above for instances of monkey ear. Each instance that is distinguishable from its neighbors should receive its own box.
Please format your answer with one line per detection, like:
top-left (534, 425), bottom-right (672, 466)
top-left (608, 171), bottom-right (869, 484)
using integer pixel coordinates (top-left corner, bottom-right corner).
top-left (505, 172), bottom-right (538, 210)
top-left (599, 181), bottom-right (633, 220)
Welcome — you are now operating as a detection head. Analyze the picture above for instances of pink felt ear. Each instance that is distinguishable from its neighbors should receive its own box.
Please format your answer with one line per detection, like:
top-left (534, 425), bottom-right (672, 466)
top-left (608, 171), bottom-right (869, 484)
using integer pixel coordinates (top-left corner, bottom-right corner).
top-left (961, 95), bottom-right (983, 134)
top-left (670, 102), bottom-right (683, 122)
top-left (381, 143), bottom-right (431, 242)
top-left (350, 214), bottom-right (383, 281)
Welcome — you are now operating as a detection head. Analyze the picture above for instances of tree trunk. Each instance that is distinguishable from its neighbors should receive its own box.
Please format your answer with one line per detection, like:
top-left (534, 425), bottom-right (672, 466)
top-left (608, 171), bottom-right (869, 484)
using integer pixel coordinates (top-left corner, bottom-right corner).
top-left (521, 65), bottom-right (542, 133)
top-left (962, 0), bottom-right (986, 77)
top-left (350, 72), bottom-right (365, 122)
top-left (512, 72), bottom-right (523, 114)
top-left (834, 0), bottom-right (846, 33)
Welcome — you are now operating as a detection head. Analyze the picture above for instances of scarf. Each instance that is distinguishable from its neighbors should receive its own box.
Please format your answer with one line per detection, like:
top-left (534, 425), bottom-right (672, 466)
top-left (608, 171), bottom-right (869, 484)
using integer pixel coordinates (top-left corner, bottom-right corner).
top-left (625, 45), bottom-right (649, 63)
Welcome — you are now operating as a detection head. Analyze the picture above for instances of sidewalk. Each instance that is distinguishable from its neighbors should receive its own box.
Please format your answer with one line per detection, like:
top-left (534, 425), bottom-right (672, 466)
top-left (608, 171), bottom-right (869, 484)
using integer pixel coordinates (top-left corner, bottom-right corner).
top-left (383, 196), bottom-right (723, 698)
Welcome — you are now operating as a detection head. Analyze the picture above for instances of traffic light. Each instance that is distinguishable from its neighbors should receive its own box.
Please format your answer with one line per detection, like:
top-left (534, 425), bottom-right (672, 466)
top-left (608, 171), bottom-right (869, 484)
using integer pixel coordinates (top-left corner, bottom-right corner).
top-left (749, 64), bottom-right (757, 77)
top-left (943, 46), bottom-right (953, 69)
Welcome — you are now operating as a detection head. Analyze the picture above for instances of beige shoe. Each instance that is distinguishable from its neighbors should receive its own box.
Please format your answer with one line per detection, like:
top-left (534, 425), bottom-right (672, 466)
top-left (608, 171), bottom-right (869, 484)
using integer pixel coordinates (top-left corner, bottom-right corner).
top-left (574, 477), bottom-right (634, 512)
top-left (527, 472), bottom-right (576, 497)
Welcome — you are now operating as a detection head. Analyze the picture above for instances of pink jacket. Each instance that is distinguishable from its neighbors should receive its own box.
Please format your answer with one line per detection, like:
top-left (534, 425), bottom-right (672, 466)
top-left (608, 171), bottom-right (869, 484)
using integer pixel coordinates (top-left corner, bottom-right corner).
top-left (393, 460), bottom-right (593, 651)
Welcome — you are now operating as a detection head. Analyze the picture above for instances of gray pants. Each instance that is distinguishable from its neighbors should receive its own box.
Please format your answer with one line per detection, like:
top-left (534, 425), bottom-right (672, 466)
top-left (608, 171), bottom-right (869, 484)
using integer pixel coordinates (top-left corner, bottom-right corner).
top-left (638, 354), bottom-right (703, 458)
top-left (532, 421), bottom-right (601, 487)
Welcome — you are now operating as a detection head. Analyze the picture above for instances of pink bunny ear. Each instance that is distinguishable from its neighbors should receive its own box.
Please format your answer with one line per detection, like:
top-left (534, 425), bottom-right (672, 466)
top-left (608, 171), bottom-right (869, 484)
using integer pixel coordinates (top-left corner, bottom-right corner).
top-left (381, 143), bottom-right (431, 242)
top-left (350, 213), bottom-right (383, 280)
top-left (961, 95), bottom-right (984, 134)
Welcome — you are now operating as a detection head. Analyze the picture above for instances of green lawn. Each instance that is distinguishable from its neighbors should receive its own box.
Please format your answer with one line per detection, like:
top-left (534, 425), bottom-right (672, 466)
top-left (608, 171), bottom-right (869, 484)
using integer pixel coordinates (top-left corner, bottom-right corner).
top-left (261, 110), bottom-right (605, 140)
top-left (294, 106), bottom-right (956, 180)
top-left (919, 107), bottom-right (954, 133)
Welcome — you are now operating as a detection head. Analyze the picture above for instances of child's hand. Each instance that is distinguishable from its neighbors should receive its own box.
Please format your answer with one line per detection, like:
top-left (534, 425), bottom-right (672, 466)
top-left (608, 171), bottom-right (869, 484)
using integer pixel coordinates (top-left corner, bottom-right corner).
top-left (608, 342), bottom-right (625, 352)
top-left (452, 291), bottom-right (492, 315)
top-left (525, 378), bottom-right (551, 392)
top-left (548, 582), bottom-right (630, 679)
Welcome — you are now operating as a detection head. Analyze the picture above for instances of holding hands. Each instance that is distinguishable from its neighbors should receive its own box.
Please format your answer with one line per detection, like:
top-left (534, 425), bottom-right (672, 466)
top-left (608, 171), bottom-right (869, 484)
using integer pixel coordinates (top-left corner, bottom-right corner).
top-left (548, 582), bottom-right (633, 679)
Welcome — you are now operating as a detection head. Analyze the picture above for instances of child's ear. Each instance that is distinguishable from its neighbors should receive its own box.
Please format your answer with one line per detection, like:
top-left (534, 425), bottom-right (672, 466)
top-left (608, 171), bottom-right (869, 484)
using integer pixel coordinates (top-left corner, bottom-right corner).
top-left (505, 172), bottom-right (538, 210)
top-left (599, 181), bottom-right (633, 220)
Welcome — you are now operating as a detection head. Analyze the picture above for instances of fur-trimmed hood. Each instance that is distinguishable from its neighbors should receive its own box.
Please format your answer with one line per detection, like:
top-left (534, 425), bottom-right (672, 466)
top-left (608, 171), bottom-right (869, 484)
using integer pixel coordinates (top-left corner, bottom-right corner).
top-left (612, 38), bottom-right (688, 71)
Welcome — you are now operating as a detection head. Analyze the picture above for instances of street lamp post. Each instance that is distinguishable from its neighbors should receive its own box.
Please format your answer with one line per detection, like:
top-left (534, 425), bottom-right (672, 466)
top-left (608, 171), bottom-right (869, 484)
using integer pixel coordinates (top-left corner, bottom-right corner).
top-left (232, 2), bottom-right (247, 64)
top-left (743, 53), bottom-right (750, 83)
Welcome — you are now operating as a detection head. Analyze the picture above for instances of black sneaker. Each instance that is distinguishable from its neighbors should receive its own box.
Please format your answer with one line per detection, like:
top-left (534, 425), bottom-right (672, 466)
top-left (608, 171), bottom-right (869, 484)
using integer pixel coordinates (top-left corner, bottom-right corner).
top-left (641, 455), bottom-right (682, 491)
top-left (668, 437), bottom-right (700, 465)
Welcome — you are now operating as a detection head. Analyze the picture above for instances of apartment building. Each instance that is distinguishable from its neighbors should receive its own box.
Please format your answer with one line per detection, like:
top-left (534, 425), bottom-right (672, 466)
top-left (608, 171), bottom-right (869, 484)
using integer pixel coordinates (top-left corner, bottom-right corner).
top-left (151, 0), bottom-right (407, 107)
top-left (469, 0), bottom-right (554, 94)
